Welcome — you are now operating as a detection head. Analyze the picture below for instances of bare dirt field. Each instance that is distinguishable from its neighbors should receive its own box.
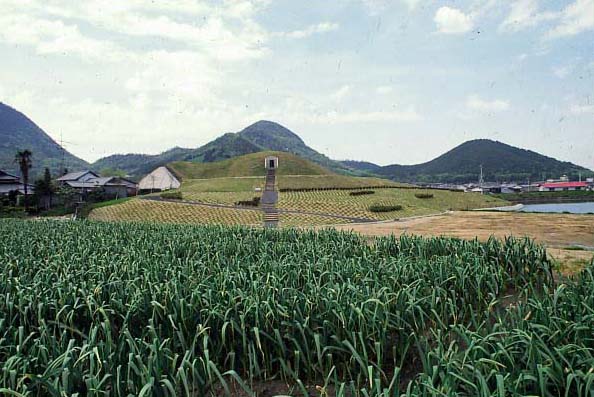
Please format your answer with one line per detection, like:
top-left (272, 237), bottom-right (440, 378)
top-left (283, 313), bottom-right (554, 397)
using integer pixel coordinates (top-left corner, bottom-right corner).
top-left (332, 211), bottom-right (594, 274)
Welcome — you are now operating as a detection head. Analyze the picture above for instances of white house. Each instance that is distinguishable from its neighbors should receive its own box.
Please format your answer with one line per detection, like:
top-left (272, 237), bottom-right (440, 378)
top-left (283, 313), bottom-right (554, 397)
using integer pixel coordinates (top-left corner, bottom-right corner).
top-left (138, 166), bottom-right (181, 192)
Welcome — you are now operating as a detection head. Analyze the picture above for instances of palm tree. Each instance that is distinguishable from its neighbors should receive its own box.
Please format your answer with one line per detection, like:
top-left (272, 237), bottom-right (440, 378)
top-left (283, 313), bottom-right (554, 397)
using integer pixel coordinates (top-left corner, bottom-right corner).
top-left (14, 150), bottom-right (33, 209)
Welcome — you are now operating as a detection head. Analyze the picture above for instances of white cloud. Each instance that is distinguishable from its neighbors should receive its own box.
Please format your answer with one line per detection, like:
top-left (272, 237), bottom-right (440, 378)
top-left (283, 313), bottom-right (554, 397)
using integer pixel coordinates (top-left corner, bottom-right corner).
top-left (0, 0), bottom-right (271, 62)
top-left (466, 95), bottom-right (510, 112)
top-left (330, 85), bottom-right (351, 101)
top-left (400, 0), bottom-right (422, 11)
top-left (434, 7), bottom-right (473, 34)
top-left (0, 0), bottom-right (278, 161)
top-left (553, 64), bottom-right (573, 78)
top-left (281, 22), bottom-right (339, 39)
top-left (570, 103), bottom-right (594, 115)
top-left (548, 0), bottom-right (594, 37)
top-left (125, 51), bottom-right (221, 101)
top-left (0, 14), bottom-right (127, 62)
top-left (321, 108), bottom-right (422, 123)
top-left (362, 0), bottom-right (422, 13)
top-left (499, 0), bottom-right (558, 32)
top-left (498, 0), bottom-right (593, 38)
top-left (376, 86), bottom-right (393, 95)
top-left (251, 95), bottom-right (422, 126)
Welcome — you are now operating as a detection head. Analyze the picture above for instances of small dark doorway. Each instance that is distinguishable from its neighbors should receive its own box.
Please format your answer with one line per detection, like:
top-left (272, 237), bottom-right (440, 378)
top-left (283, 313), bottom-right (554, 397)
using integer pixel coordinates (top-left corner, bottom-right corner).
top-left (269, 159), bottom-right (275, 168)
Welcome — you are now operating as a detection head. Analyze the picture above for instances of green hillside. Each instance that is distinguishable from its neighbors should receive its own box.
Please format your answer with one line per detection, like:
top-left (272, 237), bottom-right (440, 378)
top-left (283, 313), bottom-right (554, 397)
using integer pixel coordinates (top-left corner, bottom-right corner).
top-left (353, 139), bottom-right (593, 183)
top-left (185, 133), bottom-right (263, 163)
top-left (92, 121), bottom-right (359, 178)
top-left (0, 102), bottom-right (89, 177)
top-left (91, 147), bottom-right (195, 179)
top-left (169, 151), bottom-right (331, 179)
top-left (235, 121), bottom-right (355, 174)
top-left (91, 133), bottom-right (264, 178)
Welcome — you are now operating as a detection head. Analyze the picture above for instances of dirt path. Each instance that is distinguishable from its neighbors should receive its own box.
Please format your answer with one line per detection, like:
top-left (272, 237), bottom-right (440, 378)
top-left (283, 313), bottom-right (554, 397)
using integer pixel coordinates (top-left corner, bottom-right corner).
top-left (332, 211), bottom-right (594, 274)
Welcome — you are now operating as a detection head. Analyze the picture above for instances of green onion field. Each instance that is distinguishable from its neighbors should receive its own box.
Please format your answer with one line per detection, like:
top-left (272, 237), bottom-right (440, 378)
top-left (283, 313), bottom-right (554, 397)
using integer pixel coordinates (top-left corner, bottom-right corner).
top-left (1, 219), bottom-right (593, 396)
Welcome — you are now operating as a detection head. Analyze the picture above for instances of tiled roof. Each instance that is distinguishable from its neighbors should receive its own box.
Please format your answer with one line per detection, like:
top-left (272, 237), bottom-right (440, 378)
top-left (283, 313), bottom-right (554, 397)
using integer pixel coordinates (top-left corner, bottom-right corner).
top-left (57, 170), bottom-right (98, 181)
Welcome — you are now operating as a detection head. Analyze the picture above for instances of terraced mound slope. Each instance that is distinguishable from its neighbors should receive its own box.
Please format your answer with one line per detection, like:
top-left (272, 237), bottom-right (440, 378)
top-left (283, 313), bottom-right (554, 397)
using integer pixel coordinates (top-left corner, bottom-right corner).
top-left (90, 151), bottom-right (506, 226)
top-left (168, 151), bottom-right (331, 179)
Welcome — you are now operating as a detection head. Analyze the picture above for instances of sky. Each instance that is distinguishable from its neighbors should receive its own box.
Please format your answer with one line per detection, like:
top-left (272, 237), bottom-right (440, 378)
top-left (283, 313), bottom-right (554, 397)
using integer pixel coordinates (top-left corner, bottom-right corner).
top-left (1, 0), bottom-right (593, 168)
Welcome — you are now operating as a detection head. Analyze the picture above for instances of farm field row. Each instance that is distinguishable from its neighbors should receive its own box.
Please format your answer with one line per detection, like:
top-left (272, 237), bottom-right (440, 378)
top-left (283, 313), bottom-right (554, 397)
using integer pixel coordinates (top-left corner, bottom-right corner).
top-left (1, 219), bottom-right (593, 396)
top-left (91, 170), bottom-right (506, 226)
top-left (89, 198), bottom-right (350, 227)
top-left (180, 174), bottom-right (404, 193)
top-left (278, 188), bottom-right (506, 221)
top-left (89, 198), bottom-right (262, 226)
top-left (161, 187), bottom-right (507, 224)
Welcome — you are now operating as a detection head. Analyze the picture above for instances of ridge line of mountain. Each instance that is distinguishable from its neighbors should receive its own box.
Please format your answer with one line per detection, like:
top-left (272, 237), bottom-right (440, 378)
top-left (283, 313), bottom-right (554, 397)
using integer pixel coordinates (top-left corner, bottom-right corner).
top-left (1, 102), bottom-right (592, 183)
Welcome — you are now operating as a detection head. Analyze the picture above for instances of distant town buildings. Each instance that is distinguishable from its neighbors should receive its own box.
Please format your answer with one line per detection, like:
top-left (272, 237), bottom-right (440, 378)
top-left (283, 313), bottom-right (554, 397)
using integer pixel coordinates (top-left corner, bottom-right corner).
top-left (422, 175), bottom-right (593, 194)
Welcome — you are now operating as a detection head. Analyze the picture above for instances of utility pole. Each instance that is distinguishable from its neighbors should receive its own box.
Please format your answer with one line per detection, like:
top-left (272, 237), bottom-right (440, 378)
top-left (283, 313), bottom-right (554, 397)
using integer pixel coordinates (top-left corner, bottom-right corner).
top-left (60, 133), bottom-right (65, 176)
top-left (479, 164), bottom-right (484, 187)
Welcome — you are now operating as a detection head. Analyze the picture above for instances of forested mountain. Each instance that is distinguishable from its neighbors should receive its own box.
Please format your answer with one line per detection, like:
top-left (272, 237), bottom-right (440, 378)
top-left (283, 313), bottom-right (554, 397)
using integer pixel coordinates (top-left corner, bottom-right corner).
top-left (350, 139), bottom-right (593, 183)
top-left (0, 102), bottom-right (88, 177)
top-left (93, 120), bottom-right (355, 178)
top-left (2, 101), bottom-right (590, 183)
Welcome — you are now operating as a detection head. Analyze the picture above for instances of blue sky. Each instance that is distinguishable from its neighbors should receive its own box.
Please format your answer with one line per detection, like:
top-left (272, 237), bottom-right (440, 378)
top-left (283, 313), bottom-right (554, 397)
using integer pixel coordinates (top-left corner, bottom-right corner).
top-left (0, 0), bottom-right (592, 169)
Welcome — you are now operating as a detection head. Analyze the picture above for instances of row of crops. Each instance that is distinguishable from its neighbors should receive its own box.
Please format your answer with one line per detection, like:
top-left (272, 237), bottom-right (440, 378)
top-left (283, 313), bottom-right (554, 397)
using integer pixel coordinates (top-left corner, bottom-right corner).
top-left (89, 199), bottom-right (347, 227)
top-left (88, 199), bottom-right (262, 226)
top-left (1, 219), bottom-right (593, 396)
top-left (278, 189), bottom-right (505, 221)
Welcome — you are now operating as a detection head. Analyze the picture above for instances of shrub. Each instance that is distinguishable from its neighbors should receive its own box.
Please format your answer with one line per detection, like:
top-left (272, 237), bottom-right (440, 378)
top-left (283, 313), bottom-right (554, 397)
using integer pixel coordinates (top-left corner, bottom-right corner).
top-left (160, 190), bottom-right (183, 200)
top-left (369, 204), bottom-right (403, 212)
top-left (235, 197), bottom-right (261, 207)
top-left (0, 206), bottom-right (26, 218)
top-left (349, 190), bottom-right (375, 196)
top-left (415, 193), bottom-right (434, 199)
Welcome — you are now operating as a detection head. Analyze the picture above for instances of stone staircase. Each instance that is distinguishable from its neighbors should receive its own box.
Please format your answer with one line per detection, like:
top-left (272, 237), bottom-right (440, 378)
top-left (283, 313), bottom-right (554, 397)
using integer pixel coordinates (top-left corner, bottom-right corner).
top-left (262, 203), bottom-right (279, 226)
top-left (265, 169), bottom-right (276, 191)
top-left (262, 168), bottom-right (279, 228)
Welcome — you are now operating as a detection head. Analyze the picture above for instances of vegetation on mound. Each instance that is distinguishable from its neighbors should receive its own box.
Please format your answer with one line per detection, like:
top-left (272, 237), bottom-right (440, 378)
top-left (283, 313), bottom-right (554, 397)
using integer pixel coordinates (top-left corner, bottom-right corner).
top-left (415, 193), bottom-right (434, 199)
top-left (160, 190), bottom-right (183, 200)
top-left (349, 190), bottom-right (375, 196)
top-left (369, 204), bottom-right (403, 212)
top-left (234, 196), bottom-right (261, 207)
top-left (179, 174), bottom-right (403, 193)
top-left (277, 175), bottom-right (403, 191)
top-left (90, 187), bottom-right (507, 226)
top-left (3, 220), bottom-right (593, 395)
top-left (169, 151), bottom-right (330, 179)
top-left (277, 189), bottom-right (507, 222)
top-left (90, 198), bottom-right (262, 225)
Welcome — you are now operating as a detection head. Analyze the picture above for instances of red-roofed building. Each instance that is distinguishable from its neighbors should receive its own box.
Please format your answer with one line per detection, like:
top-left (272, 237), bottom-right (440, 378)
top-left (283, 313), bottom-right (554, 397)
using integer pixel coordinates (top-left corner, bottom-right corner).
top-left (539, 182), bottom-right (588, 192)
